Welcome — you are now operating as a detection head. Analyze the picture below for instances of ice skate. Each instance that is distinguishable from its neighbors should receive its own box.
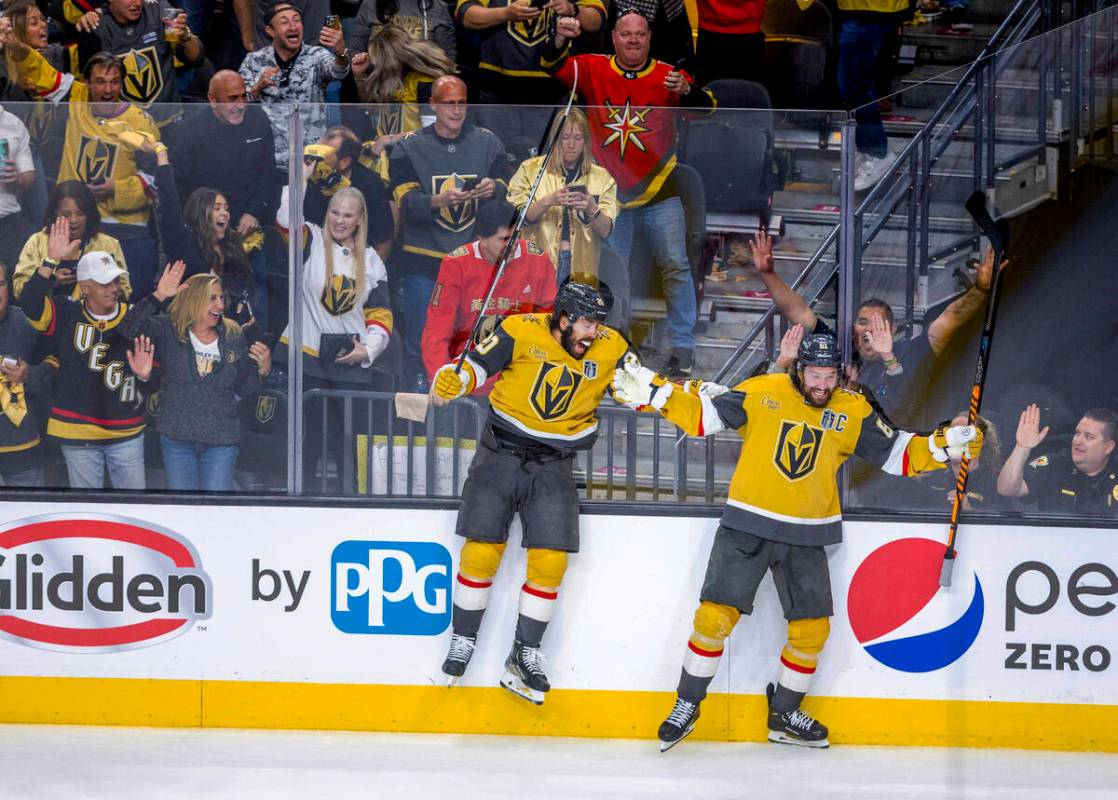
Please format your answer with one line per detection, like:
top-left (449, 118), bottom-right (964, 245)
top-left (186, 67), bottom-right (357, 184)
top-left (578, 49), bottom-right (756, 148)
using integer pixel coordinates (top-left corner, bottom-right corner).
top-left (442, 633), bottom-right (476, 687)
top-left (766, 683), bottom-right (830, 748)
top-left (657, 697), bottom-right (700, 752)
top-left (500, 640), bottom-right (549, 705)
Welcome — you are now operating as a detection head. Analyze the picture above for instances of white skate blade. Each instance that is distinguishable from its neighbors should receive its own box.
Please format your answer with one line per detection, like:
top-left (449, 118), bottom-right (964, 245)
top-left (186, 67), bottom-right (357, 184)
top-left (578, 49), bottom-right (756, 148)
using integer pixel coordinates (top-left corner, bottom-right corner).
top-left (446, 674), bottom-right (461, 688)
top-left (767, 730), bottom-right (830, 749)
top-left (500, 671), bottom-right (545, 705)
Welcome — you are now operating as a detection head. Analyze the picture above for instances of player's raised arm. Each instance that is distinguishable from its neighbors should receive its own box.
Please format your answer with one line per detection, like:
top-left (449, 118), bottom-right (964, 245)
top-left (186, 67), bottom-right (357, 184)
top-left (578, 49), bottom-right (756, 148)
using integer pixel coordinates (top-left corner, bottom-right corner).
top-left (612, 356), bottom-right (745, 437)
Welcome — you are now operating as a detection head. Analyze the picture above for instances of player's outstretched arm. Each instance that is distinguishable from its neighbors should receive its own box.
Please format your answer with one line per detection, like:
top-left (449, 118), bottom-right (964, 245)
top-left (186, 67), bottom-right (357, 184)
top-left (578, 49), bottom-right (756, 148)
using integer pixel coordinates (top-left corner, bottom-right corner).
top-left (612, 355), bottom-right (744, 437)
top-left (856, 411), bottom-right (984, 477)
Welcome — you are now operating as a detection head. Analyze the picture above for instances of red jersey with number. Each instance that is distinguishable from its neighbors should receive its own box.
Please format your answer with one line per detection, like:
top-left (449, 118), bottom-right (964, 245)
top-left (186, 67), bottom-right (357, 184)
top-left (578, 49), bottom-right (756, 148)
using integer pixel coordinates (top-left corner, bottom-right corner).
top-left (546, 52), bottom-right (713, 207)
top-left (422, 238), bottom-right (557, 387)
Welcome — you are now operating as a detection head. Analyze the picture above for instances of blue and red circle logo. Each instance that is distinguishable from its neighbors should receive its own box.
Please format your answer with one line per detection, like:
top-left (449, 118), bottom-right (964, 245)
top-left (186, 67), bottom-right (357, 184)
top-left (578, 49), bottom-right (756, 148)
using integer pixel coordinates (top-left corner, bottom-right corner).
top-left (848, 537), bottom-right (983, 672)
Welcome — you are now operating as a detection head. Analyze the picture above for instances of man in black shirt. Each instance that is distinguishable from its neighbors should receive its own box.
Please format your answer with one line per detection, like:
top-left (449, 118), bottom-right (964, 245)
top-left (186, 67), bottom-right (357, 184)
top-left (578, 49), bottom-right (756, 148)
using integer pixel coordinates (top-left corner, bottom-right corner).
top-left (997, 405), bottom-right (1118, 517)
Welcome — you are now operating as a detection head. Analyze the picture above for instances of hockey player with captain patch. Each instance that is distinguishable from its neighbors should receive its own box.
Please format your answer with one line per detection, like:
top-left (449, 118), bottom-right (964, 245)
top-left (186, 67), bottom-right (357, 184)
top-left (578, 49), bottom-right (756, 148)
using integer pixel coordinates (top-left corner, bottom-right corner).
top-left (432, 281), bottom-right (638, 704)
top-left (612, 332), bottom-right (984, 750)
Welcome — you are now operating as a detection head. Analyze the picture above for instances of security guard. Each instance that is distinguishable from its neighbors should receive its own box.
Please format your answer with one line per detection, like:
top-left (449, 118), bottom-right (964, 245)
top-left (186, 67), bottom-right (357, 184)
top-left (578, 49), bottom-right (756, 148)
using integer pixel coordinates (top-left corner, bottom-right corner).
top-left (997, 405), bottom-right (1118, 516)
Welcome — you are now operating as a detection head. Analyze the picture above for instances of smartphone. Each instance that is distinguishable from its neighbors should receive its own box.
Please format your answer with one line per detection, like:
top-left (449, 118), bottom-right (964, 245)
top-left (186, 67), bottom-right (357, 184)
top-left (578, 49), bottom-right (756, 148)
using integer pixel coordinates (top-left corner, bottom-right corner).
top-left (529, 0), bottom-right (547, 9)
top-left (325, 14), bottom-right (341, 29)
top-left (567, 184), bottom-right (587, 194)
top-left (460, 177), bottom-right (481, 191)
top-left (1, 357), bottom-right (17, 369)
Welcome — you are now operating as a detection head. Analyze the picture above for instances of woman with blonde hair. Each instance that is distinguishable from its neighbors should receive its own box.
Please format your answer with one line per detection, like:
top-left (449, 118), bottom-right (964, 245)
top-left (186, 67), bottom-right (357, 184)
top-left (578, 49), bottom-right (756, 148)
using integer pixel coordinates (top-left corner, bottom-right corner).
top-left (121, 263), bottom-right (272, 492)
top-left (346, 21), bottom-right (456, 166)
top-left (509, 108), bottom-right (619, 287)
top-left (276, 173), bottom-right (394, 486)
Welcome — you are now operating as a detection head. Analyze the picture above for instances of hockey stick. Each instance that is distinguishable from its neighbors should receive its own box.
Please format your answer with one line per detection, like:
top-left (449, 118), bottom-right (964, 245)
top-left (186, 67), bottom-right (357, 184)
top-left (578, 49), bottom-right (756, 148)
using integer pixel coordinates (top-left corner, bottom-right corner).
top-left (452, 61), bottom-right (579, 375)
top-left (939, 190), bottom-right (1011, 587)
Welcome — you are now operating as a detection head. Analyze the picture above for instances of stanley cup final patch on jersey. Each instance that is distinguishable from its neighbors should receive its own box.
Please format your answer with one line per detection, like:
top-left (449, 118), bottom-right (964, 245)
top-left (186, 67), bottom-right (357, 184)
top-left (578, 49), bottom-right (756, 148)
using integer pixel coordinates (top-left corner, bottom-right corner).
top-left (530, 362), bottom-right (583, 421)
top-left (773, 420), bottom-right (824, 481)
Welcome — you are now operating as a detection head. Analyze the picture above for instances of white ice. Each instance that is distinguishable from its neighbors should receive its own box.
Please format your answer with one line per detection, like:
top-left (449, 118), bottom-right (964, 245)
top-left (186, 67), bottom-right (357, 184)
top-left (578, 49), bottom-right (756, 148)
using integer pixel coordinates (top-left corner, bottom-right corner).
top-left (2, 725), bottom-right (1116, 800)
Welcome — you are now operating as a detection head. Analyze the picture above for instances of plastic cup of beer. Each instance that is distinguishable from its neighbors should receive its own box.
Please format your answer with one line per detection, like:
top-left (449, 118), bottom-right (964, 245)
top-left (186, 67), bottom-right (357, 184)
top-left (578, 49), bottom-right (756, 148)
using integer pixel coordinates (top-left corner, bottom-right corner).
top-left (162, 7), bottom-right (183, 42)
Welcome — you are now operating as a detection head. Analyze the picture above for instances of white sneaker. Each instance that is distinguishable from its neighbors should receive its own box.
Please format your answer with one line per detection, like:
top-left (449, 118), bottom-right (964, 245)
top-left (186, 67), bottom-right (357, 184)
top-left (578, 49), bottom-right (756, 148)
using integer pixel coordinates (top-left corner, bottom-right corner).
top-left (854, 149), bottom-right (898, 192)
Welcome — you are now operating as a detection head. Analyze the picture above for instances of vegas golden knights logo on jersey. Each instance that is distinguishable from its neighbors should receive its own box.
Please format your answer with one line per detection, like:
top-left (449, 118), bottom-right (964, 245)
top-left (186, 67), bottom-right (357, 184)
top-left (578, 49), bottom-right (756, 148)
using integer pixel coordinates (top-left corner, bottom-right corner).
top-left (256, 394), bottom-right (277, 424)
top-left (774, 420), bottom-right (823, 481)
top-left (432, 174), bottom-right (478, 233)
top-left (76, 136), bottom-right (118, 185)
top-left (376, 104), bottom-right (403, 137)
top-left (530, 362), bottom-right (582, 420)
top-left (121, 46), bottom-right (163, 107)
top-left (508, 10), bottom-right (550, 46)
top-left (321, 274), bottom-right (358, 315)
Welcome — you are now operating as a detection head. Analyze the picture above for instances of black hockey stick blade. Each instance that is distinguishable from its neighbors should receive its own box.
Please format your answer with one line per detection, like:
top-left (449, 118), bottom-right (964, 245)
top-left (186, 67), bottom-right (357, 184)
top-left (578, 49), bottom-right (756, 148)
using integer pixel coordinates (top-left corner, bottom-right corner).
top-left (965, 190), bottom-right (1010, 258)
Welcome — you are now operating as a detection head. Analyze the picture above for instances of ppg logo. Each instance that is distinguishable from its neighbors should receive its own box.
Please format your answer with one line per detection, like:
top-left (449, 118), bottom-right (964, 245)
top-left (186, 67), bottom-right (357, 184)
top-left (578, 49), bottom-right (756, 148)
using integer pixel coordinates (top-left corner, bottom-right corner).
top-left (331, 541), bottom-right (451, 635)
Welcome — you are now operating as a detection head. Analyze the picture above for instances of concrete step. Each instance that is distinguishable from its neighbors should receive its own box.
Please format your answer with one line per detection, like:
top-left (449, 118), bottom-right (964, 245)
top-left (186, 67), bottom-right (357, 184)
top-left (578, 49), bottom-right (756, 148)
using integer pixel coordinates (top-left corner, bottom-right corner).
top-left (902, 20), bottom-right (1002, 66)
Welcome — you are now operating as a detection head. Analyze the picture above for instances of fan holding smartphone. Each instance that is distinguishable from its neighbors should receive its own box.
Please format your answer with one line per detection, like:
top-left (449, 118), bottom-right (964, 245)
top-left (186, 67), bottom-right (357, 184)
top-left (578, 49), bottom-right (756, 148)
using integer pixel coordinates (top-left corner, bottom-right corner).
top-left (508, 108), bottom-right (618, 287)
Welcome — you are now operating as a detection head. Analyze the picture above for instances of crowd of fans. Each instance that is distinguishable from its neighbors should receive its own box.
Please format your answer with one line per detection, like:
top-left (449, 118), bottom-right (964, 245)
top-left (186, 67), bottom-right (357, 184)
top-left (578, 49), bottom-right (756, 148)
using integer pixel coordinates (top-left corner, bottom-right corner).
top-left (0, 0), bottom-right (1112, 518)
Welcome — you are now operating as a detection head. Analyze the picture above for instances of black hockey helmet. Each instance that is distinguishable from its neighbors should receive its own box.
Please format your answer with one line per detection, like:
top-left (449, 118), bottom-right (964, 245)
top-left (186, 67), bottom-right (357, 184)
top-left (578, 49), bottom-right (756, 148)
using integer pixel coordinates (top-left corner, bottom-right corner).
top-left (554, 281), bottom-right (610, 323)
top-left (797, 332), bottom-right (842, 369)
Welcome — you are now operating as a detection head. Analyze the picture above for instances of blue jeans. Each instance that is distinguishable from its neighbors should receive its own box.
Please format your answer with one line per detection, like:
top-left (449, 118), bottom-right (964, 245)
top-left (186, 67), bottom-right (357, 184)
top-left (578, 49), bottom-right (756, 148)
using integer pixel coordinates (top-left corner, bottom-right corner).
top-left (160, 435), bottom-right (239, 492)
top-left (838, 19), bottom-right (893, 158)
top-left (396, 271), bottom-right (436, 386)
top-left (608, 197), bottom-right (697, 350)
top-left (0, 465), bottom-right (44, 487)
top-left (61, 437), bottom-right (146, 490)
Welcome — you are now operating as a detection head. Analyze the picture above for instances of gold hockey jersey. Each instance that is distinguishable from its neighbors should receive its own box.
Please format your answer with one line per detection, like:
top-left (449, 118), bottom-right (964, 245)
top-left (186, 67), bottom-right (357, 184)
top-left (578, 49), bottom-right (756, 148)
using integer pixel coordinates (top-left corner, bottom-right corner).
top-left (465, 313), bottom-right (630, 449)
top-left (660, 372), bottom-right (949, 545)
top-left (15, 48), bottom-right (160, 227)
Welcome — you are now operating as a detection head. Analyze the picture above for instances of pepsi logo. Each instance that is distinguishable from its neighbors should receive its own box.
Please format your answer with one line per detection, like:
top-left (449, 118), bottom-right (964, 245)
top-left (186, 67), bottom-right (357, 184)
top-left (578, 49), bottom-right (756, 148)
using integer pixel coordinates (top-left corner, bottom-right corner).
top-left (0, 514), bottom-right (212, 653)
top-left (848, 537), bottom-right (983, 673)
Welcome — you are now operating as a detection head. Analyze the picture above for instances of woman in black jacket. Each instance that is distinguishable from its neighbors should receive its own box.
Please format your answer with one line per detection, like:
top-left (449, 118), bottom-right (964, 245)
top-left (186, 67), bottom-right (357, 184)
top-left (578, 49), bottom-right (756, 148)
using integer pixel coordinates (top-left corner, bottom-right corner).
top-left (135, 137), bottom-right (260, 340)
top-left (121, 262), bottom-right (272, 492)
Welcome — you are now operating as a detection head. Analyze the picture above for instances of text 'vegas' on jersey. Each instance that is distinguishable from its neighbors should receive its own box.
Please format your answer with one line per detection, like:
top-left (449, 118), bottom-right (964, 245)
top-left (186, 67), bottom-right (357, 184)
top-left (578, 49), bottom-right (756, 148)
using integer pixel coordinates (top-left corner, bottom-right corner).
top-left (331, 541), bottom-right (452, 635)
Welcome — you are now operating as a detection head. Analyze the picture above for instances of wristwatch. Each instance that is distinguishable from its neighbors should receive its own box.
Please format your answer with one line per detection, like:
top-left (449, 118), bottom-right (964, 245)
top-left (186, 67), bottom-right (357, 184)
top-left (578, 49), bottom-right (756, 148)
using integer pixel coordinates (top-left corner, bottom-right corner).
top-left (335, 48), bottom-right (350, 63)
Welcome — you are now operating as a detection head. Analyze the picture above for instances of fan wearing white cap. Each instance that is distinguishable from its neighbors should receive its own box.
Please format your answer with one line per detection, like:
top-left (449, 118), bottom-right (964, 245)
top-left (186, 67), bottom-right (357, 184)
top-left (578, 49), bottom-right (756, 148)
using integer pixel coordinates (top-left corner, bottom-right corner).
top-left (20, 218), bottom-right (154, 490)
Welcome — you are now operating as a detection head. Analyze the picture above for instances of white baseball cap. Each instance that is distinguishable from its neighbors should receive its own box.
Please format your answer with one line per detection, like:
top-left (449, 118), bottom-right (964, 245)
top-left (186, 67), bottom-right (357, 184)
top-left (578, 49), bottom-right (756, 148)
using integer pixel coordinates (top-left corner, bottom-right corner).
top-left (76, 251), bottom-right (127, 284)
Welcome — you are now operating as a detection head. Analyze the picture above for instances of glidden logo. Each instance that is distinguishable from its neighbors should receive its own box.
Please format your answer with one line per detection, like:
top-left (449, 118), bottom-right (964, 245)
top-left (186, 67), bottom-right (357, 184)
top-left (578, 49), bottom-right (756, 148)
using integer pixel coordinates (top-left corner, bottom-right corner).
top-left (847, 537), bottom-right (983, 672)
top-left (0, 513), bottom-right (212, 653)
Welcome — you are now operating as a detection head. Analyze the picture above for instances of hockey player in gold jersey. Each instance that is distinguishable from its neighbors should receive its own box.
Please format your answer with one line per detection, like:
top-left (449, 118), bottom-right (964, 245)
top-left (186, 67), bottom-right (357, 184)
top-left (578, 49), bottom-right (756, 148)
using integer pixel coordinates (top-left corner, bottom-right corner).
top-left (431, 282), bottom-right (633, 704)
top-left (613, 332), bottom-right (983, 750)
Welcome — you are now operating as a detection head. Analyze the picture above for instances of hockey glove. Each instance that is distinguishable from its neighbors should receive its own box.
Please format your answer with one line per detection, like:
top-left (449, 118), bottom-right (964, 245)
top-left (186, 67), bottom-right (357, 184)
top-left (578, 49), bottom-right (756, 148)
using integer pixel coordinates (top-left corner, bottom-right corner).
top-left (304, 145), bottom-right (350, 196)
top-left (612, 353), bottom-right (672, 410)
top-left (681, 379), bottom-right (730, 398)
top-left (432, 362), bottom-right (476, 401)
top-left (928, 423), bottom-right (984, 462)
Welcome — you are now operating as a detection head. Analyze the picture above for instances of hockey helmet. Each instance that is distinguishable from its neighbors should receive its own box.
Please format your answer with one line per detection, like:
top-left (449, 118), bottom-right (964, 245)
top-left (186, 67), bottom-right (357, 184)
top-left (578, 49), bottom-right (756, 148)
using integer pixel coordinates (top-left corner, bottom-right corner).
top-left (797, 332), bottom-right (842, 369)
top-left (554, 281), bottom-right (610, 323)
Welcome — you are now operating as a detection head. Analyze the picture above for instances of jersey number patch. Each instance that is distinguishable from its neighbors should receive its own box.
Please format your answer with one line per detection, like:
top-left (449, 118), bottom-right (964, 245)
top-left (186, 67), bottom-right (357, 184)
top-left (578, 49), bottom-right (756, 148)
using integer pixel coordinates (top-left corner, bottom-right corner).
top-left (530, 362), bottom-right (582, 421)
top-left (774, 420), bottom-right (823, 481)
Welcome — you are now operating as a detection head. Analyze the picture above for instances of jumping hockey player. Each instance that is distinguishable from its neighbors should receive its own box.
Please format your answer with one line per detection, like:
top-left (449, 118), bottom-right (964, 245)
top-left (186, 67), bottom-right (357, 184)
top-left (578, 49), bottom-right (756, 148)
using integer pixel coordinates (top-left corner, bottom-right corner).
top-left (612, 332), bottom-right (983, 749)
top-left (432, 282), bottom-right (635, 704)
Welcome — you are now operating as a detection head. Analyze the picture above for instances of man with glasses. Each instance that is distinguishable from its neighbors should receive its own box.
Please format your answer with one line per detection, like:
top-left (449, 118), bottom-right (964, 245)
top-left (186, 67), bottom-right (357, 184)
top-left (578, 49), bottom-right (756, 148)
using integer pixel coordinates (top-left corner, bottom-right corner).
top-left (388, 75), bottom-right (509, 391)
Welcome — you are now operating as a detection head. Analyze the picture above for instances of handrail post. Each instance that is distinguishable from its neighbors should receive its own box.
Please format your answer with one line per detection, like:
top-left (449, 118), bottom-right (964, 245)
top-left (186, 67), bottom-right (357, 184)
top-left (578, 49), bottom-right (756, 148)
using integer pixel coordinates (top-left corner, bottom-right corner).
top-left (838, 117), bottom-right (858, 363)
top-left (286, 105), bottom-right (305, 497)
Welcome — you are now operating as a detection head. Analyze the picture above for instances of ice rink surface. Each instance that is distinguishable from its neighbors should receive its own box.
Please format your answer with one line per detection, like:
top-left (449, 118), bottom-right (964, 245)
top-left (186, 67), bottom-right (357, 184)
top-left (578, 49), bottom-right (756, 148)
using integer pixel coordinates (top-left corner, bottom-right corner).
top-left (2, 725), bottom-right (1116, 800)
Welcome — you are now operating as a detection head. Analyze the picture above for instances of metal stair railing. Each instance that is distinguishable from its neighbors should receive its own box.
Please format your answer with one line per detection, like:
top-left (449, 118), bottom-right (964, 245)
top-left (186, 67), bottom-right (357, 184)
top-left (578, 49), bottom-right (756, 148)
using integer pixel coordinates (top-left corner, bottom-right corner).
top-left (708, 0), bottom-right (1055, 391)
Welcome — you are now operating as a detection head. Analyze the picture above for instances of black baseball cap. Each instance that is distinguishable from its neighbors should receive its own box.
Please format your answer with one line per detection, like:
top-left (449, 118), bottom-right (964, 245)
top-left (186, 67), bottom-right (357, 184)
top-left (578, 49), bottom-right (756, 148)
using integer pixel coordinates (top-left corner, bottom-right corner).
top-left (262, 1), bottom-right (300, 26)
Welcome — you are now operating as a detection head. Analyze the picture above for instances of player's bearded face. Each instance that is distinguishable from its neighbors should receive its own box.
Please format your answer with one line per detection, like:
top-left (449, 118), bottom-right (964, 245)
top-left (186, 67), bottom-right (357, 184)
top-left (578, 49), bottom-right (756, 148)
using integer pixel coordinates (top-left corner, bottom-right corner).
top-left (560, 316), bottom-right (600, 359)
top-left (800, 366), bottom-right (838, 407)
